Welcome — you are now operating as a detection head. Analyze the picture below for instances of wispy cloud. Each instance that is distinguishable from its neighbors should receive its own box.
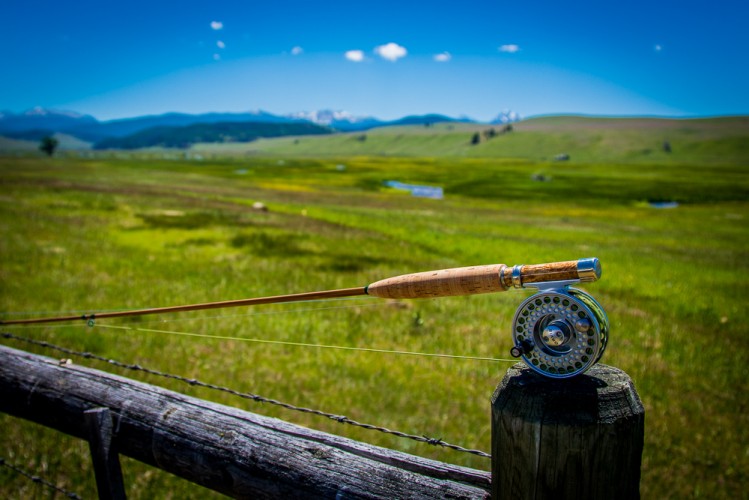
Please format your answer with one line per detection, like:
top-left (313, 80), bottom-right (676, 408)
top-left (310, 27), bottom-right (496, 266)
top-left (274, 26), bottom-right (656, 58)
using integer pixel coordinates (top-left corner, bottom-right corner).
top-left (291, 46), bottom-right (303, 56)
top-left (345, 50), bottom-right (364, 62)
top-left (499, 44), bottom-right (520, 53)
top-left (654, 44), bottom-right (663, 52)
top-left (216, 40), bottom-right (225, 49)
top-left (374, 42), bottom-right (407, 62)
top-left (210, 21), bottom-right (223, 31)
top-left (434, 52), bottom-right (451, 62)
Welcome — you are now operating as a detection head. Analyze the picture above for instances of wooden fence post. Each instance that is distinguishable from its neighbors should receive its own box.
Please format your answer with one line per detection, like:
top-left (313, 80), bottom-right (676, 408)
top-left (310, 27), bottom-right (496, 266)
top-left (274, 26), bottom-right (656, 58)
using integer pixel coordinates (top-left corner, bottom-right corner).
top-left (84, 407), bottom-right (127, 500)
top-left (491, 363), bottom-right (644, 499)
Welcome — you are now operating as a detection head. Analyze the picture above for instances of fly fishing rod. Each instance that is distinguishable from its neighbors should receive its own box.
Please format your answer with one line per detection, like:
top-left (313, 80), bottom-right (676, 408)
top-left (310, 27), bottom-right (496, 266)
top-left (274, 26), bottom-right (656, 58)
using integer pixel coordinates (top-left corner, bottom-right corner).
top-left (1, 257), bottom-right (608, 378)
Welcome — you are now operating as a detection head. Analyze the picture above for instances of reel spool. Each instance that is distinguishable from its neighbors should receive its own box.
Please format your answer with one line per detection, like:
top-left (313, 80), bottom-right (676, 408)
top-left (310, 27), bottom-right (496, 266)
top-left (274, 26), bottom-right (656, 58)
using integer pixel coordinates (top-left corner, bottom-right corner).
top-left (507, 263), bottom-right (609, 378)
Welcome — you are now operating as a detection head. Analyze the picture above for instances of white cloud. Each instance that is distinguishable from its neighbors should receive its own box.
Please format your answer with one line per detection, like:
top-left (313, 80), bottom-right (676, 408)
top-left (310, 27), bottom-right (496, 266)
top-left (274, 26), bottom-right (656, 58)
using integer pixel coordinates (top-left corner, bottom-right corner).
top-left (434, 52), bottom-right (451, 62)
top-left (345, 50), bottom-right (364, 62)
top-left (499, 44), bottom-right (520, 53)
top-left (654, 44), bottom-right (663, 52)
top-left (217, 40), bottom-right (226, 49)
top-left (291, 46), bottom-right (304, 56)
top-left (210, 21), bottom-right (223, 31)
top-left (374, 42), bottom-right (407, 62)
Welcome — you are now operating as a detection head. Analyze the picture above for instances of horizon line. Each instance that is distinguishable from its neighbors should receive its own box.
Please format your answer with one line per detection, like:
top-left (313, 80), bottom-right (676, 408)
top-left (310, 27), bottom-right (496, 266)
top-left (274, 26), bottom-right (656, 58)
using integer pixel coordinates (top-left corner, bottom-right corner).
top-left (3, 107), bottom-right (748, 124)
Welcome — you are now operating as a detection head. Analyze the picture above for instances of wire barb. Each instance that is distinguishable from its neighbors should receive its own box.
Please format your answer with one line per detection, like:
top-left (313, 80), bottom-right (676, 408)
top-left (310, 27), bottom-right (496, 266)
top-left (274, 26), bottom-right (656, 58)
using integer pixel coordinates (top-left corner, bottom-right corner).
top-left (1, 331), bottom-right (491, 459)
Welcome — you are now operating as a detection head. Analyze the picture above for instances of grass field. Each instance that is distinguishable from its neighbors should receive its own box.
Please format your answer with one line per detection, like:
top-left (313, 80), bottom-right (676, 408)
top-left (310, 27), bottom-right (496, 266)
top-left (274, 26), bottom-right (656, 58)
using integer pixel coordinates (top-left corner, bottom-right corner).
top-left (1, 121), bottom-right (748, 498)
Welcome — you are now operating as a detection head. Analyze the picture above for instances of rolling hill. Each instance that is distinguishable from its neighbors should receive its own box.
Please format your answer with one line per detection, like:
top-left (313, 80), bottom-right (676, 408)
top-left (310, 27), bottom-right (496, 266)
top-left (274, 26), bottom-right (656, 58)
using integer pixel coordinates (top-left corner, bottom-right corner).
top-left (191, 115), bottom-right (749, 164)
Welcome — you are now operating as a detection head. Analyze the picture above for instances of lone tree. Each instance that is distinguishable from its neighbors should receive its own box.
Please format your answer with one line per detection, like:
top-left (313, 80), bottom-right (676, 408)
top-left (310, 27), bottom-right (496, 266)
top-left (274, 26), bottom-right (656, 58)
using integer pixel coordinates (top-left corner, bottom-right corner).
top-left (39, 136), bottom-right (59, 156)
top-left (471, 132), bottom-right (481, 145)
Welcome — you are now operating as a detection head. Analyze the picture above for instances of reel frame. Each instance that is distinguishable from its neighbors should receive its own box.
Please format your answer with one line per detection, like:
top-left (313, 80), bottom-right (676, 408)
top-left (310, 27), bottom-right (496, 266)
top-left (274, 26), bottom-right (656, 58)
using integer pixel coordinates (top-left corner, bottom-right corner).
top-left (507, 264), bottom-right (609, 379)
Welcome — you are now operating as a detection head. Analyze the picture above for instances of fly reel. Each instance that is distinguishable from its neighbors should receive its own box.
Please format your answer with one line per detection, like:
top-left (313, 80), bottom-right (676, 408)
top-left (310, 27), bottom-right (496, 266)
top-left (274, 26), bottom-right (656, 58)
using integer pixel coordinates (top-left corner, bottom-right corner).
top-left (507, 259), bottom-right (609, 378)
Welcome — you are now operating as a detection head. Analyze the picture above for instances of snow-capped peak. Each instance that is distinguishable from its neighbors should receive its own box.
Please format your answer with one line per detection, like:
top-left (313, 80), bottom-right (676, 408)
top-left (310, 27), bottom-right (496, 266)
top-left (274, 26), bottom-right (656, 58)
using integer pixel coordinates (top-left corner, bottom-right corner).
top-left (286, 109), bottom-right (368, 125)
top-left (23, 107), bottom-right (88, 119)
top-left (492, 110), bottom-right (522, 124)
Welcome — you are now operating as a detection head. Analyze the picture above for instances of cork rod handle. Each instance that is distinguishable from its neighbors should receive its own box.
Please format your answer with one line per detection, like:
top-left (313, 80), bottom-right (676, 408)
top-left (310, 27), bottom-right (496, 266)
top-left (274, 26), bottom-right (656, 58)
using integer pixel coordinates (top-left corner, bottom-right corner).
top-left (365, 258), bottom-right (600, 299)
top-left (366, 264), bottom-right (507, 299)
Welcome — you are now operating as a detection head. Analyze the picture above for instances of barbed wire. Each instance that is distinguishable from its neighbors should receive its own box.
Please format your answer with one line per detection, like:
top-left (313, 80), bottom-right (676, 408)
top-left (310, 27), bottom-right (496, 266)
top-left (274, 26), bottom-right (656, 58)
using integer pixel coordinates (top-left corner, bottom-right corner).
top-left (1, 331), bottom-right (491, 459)
top-left (0, 456), bottom-right (82, 499)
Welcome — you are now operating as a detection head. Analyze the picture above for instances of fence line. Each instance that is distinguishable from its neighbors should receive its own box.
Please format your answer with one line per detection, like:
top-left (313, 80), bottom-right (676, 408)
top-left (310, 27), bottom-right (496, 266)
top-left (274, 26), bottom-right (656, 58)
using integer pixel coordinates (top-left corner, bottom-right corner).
top-left (0, 344), bottom-right (492, 498)
top-left (1, 331), bottom-right (491, 458)
top-left (1, 337), bottom-right (645, 498)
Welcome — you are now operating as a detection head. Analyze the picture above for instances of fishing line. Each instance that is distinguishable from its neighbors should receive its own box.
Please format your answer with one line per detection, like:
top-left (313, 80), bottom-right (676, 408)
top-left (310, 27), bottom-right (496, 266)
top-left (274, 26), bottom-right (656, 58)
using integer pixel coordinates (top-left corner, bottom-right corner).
top-left (2, 299), bottom-right (506, 362)
top-left (95, 323), bottom-right (515, 363)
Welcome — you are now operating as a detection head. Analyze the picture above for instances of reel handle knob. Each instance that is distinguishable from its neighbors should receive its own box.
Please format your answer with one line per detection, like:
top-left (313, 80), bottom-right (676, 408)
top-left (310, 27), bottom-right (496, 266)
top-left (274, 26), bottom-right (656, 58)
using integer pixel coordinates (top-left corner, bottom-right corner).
top-left (510, 339), bottom-right (534, 358)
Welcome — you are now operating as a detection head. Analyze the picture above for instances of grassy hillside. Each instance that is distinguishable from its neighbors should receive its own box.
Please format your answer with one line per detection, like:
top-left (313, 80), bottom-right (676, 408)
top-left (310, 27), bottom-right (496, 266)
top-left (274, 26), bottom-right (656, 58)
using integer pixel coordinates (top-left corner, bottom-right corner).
top-left (0, 136), bottom-right (37, 152)
top-left (0, 132), bottom-right (92, 152)
top-left (191, 116), bottom-right (749, 164)
top-left (0, 153), bottom-right (747, 498)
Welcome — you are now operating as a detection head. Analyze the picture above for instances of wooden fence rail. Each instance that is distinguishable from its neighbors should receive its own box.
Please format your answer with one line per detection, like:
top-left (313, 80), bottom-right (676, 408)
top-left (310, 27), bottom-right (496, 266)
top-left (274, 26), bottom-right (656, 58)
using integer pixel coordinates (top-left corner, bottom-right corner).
top-left (0, 345), bottom-right (490, 499)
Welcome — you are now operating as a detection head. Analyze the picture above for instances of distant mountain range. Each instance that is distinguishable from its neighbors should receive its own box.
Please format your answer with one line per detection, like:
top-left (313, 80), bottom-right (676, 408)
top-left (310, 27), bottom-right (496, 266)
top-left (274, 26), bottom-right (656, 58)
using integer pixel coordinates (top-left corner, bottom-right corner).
top-left (0, 107), bottom-right (522, 149)
top-left (94, 121), bottom-right (333, 150)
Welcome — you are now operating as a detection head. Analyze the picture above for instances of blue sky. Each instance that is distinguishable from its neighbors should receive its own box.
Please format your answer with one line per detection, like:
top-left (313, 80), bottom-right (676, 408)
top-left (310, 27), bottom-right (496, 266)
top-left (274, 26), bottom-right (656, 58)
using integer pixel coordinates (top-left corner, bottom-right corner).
top-left (3, 0), bottom-right (748, 121)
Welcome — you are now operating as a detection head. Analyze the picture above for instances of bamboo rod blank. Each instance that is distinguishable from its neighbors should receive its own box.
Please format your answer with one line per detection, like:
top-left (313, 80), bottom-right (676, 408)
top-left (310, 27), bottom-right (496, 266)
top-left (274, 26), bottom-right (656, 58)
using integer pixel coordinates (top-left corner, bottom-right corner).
top-left (0, 258), bottom-right (600, 326)
top-left (0, 288), bottom-right (368, 326)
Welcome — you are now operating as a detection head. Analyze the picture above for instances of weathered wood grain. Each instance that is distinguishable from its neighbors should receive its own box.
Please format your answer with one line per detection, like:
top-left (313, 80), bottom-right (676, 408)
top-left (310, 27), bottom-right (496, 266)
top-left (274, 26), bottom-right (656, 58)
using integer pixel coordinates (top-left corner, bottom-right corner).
top-left (491, 363), bottom-right (644, 499)
top-left (517, 260), bottom-right (580, 285)
top-left (84, 407), bottom-right (127, 500)
top-left (0, 345), bottom-right (490, 499)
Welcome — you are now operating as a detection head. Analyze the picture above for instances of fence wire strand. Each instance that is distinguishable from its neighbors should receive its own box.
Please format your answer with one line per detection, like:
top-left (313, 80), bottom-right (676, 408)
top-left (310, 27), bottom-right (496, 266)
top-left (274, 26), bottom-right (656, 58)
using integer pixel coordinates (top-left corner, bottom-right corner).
top-left (0, 456), bottom-right (82, 499)
top-left (1, 332), bottom-right (491, 459)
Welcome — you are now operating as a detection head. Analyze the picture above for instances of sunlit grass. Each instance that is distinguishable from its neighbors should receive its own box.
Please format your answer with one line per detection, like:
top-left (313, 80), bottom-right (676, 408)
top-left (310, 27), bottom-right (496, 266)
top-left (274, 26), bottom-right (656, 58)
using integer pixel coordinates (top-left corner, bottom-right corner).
top-left (0, 155), bottom-right (747, 498)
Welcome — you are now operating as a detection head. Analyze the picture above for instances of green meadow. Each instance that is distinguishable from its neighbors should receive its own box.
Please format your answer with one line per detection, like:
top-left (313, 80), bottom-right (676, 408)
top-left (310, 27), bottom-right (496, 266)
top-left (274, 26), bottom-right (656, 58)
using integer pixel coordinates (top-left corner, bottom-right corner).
top-left (1, 118), bottom-right (748, 498)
